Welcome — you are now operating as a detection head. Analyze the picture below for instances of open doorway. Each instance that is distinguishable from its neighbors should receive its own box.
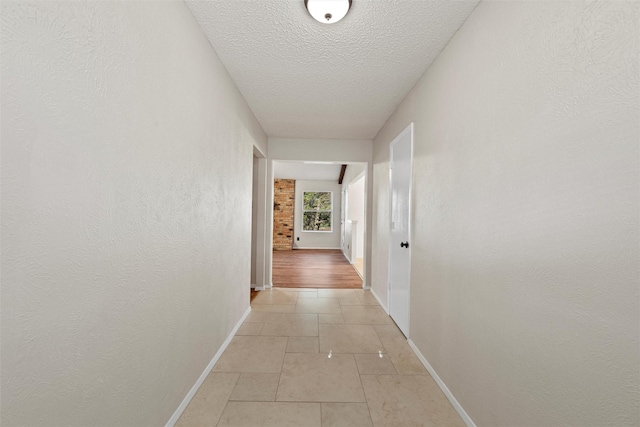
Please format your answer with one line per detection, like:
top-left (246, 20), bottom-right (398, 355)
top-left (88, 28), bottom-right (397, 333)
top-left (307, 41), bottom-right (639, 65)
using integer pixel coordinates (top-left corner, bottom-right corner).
top-left (270, 160), bottom-right (367, 288)
top-left (250, 145), bottom-right (268, 298)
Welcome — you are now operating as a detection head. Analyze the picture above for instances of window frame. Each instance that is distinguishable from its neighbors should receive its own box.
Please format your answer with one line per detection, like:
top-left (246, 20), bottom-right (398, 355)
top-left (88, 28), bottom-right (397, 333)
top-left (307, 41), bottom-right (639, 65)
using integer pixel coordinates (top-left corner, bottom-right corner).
top-left (302, 191), bottom-right (333, 233)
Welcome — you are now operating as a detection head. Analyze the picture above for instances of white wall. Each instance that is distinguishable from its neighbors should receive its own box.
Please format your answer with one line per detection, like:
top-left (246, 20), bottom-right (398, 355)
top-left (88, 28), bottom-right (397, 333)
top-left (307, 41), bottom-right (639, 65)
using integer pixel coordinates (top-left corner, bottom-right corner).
top-left (269, 138), bottom-right (372, 163)
top-left (1, 2), bottom-right (267, 426)
top-left (341, 163), bottom-right (367, 265)
top-left (294, 180), bottom-right (342, 249)
top-left (347, 176), bottom-right (366, 259)
top-left (372, 1), bottom-right (639, 426)
top-left (267, 138), bottom-right (373, 286)
top-left (252, 147), bottom-right (268, 289)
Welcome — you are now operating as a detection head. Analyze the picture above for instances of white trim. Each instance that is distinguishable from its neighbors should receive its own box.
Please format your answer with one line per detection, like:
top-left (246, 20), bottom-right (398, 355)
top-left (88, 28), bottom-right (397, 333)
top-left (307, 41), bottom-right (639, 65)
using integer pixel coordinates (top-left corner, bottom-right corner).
top-left (347, 170), bottom-right (366, 186)
top-left (165, 306), bottom-right (252, 427)
top-left (352, 264), bottom-right (364, 280)
top-left (370, 287), bottom-right (388, 314)
top-left (407, 339), bottom-right (476, 427)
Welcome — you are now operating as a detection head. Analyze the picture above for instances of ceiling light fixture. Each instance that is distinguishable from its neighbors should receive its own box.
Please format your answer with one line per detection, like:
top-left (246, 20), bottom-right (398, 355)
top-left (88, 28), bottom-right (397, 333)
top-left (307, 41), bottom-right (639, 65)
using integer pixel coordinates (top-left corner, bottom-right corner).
top-left (305, 0), bottom-right (352, 24)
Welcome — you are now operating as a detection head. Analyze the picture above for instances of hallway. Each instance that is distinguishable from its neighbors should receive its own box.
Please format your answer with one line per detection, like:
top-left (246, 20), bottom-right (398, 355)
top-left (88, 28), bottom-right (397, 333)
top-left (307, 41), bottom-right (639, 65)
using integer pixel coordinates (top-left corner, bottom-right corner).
top-left (176, 288), bottom-right (463, 426)
top-left (3, 1), bottom-right (637, 425)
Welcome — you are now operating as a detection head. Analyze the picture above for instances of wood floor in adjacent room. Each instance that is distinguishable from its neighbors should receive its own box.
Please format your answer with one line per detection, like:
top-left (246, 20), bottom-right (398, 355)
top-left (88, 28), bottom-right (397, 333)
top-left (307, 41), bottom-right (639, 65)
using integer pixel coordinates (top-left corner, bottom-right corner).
top-left (272, 249), bottom-right (363, 289)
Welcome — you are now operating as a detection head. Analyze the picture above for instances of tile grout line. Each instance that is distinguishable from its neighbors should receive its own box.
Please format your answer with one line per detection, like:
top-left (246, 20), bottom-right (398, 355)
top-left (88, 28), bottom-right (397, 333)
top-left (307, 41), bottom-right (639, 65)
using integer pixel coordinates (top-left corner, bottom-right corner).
top-left (342, 298), bottom-right (376, 425)
top-left (273, 288), bottom-right (298, 403)
top-left (360, 371), bottom-right (376, 427)
top-left (213, 372), bottom-right (241, 427)
top-left (274, 334), bottom-right (289, 403)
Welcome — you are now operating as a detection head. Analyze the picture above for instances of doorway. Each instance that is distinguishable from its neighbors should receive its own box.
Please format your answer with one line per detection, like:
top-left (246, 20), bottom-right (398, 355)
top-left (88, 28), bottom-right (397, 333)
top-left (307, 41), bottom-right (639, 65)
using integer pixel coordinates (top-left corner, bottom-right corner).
top-left (388, 123), bottom-right (413, 337)
top-left (269, 160), bottom-right (367, 289)
top-left (250, 146), bottom-right (268, 292)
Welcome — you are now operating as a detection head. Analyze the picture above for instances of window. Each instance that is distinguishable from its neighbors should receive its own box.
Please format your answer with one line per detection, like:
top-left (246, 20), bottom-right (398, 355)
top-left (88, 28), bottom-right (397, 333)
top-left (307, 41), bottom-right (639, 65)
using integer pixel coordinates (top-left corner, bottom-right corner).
top-left (302, 191), bottom-right (332, 232)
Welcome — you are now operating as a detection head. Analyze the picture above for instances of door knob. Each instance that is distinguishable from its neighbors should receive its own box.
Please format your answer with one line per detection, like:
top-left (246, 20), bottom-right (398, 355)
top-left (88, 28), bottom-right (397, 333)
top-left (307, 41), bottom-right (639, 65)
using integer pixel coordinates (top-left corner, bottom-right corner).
top-left (400, 241), bottom-right (409, 248)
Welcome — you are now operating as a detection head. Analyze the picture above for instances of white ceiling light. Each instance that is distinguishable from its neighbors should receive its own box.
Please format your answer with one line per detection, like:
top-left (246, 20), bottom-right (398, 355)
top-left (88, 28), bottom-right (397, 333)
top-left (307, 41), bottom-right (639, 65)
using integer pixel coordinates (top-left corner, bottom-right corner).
top-left (305, 0), bottom-right (352, 24)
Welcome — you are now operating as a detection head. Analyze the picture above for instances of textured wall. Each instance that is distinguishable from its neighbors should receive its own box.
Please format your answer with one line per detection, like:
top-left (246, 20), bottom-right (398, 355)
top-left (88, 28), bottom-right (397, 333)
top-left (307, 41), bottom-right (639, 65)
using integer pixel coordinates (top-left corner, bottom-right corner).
top-left (0, 1), bottom-right (266, 426)
top-left (372, 1), bottom-right (639, 425)
top-left (273, 179), bottom-right (295, 250)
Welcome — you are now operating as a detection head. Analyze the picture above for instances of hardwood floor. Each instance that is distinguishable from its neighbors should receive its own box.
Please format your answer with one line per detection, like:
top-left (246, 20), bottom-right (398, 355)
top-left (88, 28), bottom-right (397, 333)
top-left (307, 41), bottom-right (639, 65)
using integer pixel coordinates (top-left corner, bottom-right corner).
top-left (272, 249), bottom-right (363, 288)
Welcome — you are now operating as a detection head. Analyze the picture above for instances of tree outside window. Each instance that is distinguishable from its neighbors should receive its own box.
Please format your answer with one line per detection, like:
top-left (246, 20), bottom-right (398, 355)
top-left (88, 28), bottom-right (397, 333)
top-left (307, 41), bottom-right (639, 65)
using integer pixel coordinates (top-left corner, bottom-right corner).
top-left (303, 191), bottom-right (332, 231)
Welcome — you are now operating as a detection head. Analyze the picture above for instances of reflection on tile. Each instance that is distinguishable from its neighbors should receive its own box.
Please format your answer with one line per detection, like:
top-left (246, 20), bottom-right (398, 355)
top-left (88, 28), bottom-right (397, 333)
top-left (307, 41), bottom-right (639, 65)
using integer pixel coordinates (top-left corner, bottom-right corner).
top-left (213, 336), bottom-right (287, 373)
top-left (341, 306), bottom-right (393, 325)
top-left (321, 403), bottom-right (373, 427)
top-left (318, 313), bottom-right (345, 324)
top-left (277, 353), bottom-right (365, 402)
top-left (286, 336), bottom-right (319, 353)
top-left (175, 372), bottom-right (239, 427)
top-left (319, 324), bottom-right (384, 354)
top-left (229, 373), bottom-right (280, 402)
top-left (295, 298), bottom-right (342, 314)
top-left (373, 324), bottom-right (411, 356)
top-left (373, 325), bottom-right (427, 374)
top-left (361, 375), bottom-right (465, 426)
top-left (252, 291), bottom-right (297, 305)
top-left (236, 322), bottom-right (263, 336)
top-left (260, 313), bottom-right (319, 337)
top-left (203, 288), bottom-right (460, 427)
top-left (217, 402), bottom-right (321, 427)
top-left (317, 289), bottom-right (357, 299)
top-left (354, 353), bottom-right (397, 375)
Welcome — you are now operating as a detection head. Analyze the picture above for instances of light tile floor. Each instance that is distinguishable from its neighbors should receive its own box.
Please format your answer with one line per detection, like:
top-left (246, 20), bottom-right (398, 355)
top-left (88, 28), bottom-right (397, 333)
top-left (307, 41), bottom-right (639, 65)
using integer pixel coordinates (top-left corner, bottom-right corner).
top-left (176, 288), bottom-right (465, 427)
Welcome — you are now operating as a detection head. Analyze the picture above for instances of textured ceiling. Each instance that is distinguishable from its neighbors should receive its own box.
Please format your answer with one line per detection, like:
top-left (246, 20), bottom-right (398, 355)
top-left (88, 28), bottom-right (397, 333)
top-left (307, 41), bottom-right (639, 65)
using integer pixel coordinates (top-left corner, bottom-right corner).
top-left (273, 161), bottom-right (342, 181)
top-left (186, 0), bottom-right (480, 140)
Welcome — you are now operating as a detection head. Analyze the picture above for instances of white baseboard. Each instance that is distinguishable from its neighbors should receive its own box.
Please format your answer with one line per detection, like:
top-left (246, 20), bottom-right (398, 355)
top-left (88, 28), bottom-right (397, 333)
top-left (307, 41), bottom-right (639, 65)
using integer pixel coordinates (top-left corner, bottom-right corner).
top-left (407, 339), bottom-right (476, 427)
top-left (369, 287), bottom-right (388, 313)
top-left (165, 306), bottom-right (252, 427)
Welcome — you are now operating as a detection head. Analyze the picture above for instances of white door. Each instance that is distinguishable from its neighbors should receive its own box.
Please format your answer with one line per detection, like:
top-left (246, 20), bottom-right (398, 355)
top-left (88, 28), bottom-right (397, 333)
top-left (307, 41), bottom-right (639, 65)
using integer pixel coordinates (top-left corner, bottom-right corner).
top-left (389, 123), bottom-right (413, 337)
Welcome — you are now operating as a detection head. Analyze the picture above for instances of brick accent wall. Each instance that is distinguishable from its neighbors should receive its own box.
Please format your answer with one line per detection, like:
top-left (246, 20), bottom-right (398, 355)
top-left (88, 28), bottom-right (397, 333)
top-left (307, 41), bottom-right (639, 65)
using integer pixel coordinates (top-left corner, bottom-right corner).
top-left (273, 179), bottom-right (295, 251)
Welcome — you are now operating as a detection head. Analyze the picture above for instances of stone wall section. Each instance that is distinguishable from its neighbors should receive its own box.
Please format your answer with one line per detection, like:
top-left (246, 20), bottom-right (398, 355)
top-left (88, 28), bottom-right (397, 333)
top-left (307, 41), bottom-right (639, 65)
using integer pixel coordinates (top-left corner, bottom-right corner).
top-left (273, 179), bottom-right (295, 250)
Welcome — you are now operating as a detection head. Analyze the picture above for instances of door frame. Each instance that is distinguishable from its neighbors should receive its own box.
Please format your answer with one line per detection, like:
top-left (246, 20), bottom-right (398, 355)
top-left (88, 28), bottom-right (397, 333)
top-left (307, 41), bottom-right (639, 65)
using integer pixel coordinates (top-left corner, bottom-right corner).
top-left (387, 122), bottom-right (414, 336)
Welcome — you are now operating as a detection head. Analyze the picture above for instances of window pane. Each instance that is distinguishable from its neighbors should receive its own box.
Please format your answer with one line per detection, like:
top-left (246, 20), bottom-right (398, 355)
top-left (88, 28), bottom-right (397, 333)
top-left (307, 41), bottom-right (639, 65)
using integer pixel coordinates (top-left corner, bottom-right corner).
top-left (303, 211), bottom-right (332, 231)
top-left (303, 192), bottom-right (331, 211)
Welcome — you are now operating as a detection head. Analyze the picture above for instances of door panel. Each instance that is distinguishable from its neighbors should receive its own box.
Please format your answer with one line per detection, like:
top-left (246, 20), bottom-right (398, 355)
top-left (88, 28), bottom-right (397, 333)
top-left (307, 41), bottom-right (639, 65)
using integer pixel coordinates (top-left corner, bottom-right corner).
top-left (389, 124), bottom-right (413, 337)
